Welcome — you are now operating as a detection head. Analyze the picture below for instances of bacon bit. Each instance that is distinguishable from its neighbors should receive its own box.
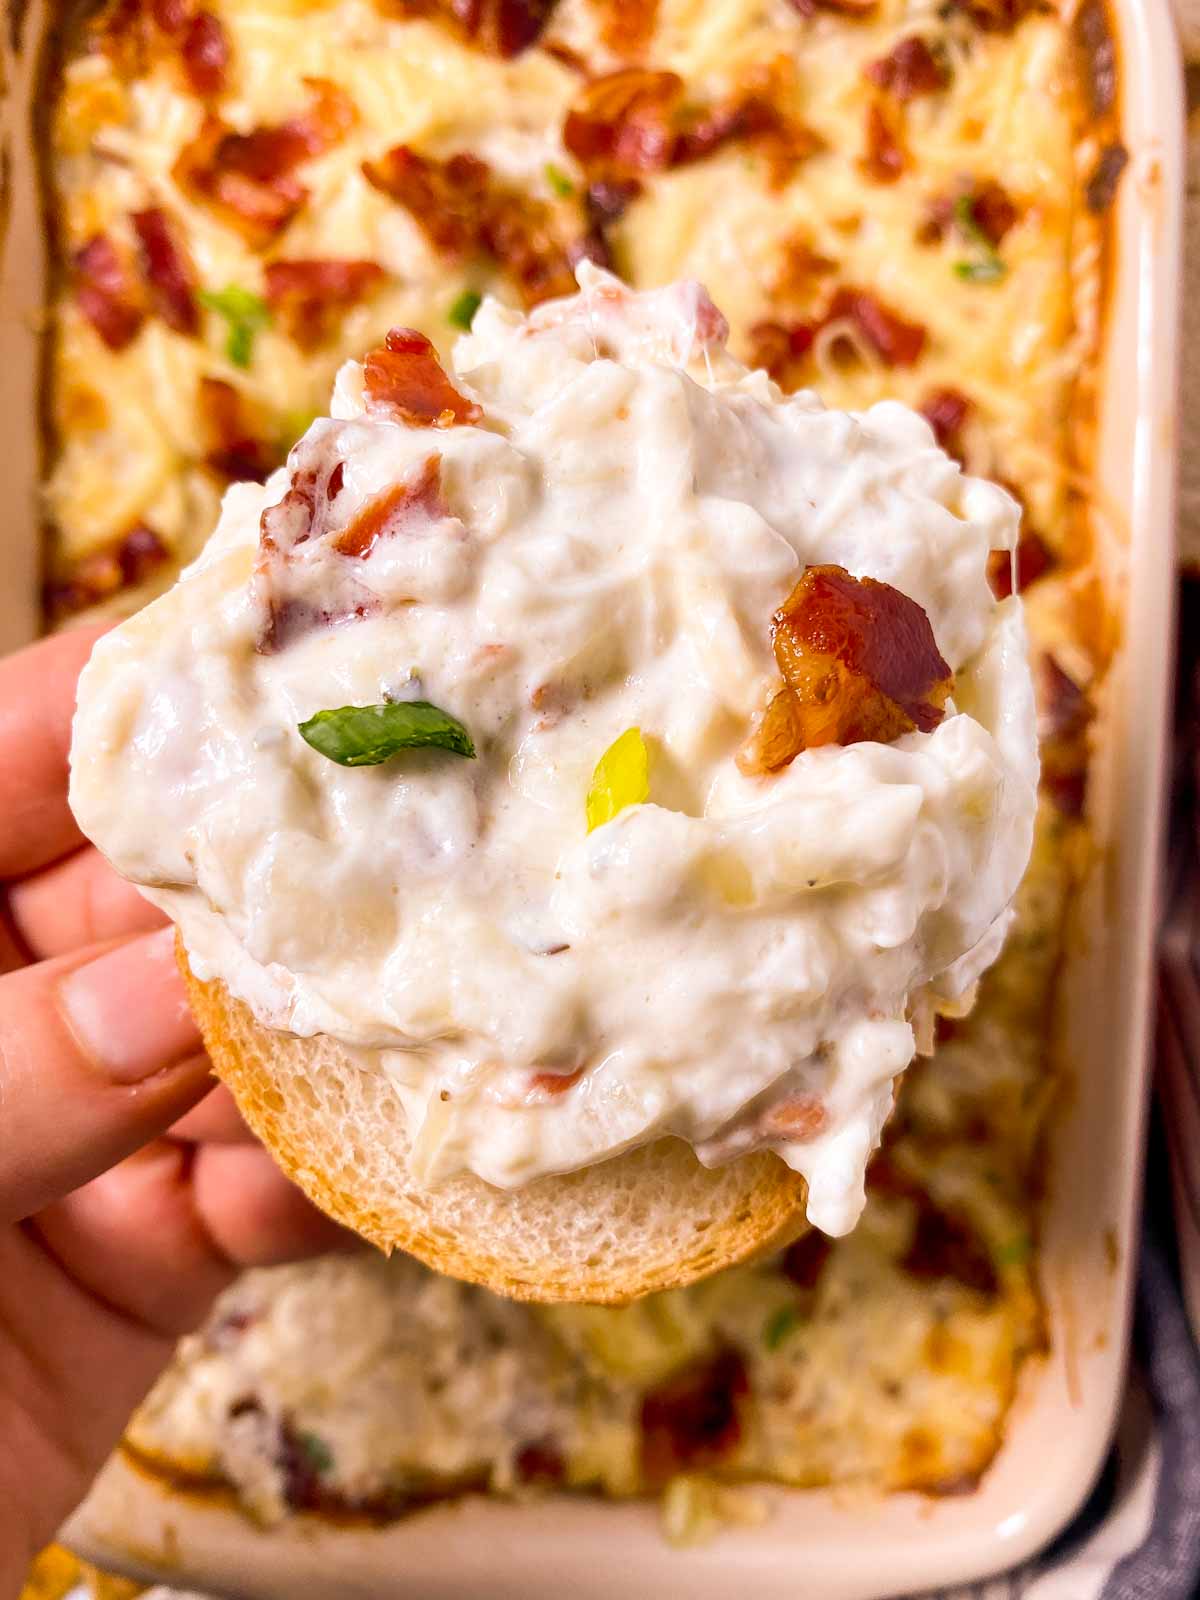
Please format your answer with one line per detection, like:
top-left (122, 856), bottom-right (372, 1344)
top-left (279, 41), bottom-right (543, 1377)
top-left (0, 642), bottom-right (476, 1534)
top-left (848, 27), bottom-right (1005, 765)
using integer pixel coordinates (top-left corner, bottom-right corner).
top-left (769, 235), bottom-right (836, 303)
top-left (918, 387), bottom-right (972, 462)
top-left (89, 0), bottom-right (228, 94)
top-left (1085, 143), bottom-right (1128, 213)
top-left (864, 36), bottom-right (948, 100)
top-left (1036, 652), bottom-right (1092, 815)
top-left (528, 1066), bottom-right (584, 1097)
top-left (363, 146), bottom-right (575, 307)
top-left (747, 319), bottom-right (815, 388)
top-left (763, 1095), bottom-right (828, 1140)
top-left (74, 234), bottom-right (145, 350)
top-left (573, 178), bottom-right (642, 272)
top-left (788, 0), bottom-right (877, 17)
top-left (389, 0), bottom-right (556, 57)
top-left (515, 1441), bottom-right (566, 1484)
top-left (363, 147), bottom-right (491, 255)
top-left (903, 1205), bottom-right (998, 1295)
top-left (859, 100), bottom-right (906, 184)
top-left (198, 376), bottom-right (276, 481)
top-left (987, 531), bottom-right (1053, 599)
top-left (332, 454), bottom-right (444, 558)
top-left (175, 80), bottom-right (355, 246)
top-left (180, 10), bottom-right (229, 95)
top-left (564, 67), bottom-right (821, 189)
top-left (327, 461), bottom-right (346, 501)
top-left (782, 1232), bottom-right (833, 1289)
top-left (918, 180), bottom-right (1018, 249)
top-left (596, 0), bottom-right (659, 57)
top-left (823, 286), bottom-right (926, 366)
top-left (131, 208), bottom-right (198, 335)
top-left (363, 328), bottom-right (483, 428)
top-left (944, 0), bottom-right (1035, 31)
top-left (264, 258), bottom-right (385, 348)
top-left (45, 523), bottom-right (169, 619)
top-left (640, 1350), bottom-right (749, 1485)
top-left (739, 565), bottom-right (953, 775)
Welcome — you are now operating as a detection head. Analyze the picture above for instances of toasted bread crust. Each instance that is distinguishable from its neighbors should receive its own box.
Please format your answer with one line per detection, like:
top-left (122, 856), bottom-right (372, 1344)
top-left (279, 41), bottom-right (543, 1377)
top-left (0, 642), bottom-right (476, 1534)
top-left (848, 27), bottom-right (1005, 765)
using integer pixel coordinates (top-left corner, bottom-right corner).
top-left (179, 938), bottom-right (810, 1303)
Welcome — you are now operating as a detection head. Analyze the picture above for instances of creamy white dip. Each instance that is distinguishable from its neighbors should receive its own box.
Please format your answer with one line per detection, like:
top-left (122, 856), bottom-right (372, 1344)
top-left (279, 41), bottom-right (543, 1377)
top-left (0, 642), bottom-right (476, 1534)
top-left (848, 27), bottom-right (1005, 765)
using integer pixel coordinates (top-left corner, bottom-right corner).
top-left (70, 265), bottom-right (1037, 1235)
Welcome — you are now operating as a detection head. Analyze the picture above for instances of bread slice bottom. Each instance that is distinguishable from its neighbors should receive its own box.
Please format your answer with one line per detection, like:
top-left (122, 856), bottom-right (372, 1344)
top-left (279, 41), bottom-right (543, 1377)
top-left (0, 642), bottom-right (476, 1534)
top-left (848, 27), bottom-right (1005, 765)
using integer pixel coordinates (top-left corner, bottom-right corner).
top-left (179, 941), bottom-right (811, 1304)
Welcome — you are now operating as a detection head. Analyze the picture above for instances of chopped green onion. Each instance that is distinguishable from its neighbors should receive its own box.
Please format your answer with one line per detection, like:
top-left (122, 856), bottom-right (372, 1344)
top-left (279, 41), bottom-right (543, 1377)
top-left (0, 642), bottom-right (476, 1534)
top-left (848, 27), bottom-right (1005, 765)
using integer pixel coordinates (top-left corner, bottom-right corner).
top-left (545, 161), bottom-right (575, 198)
top-left (298, 701), bottom-right (476, 767)
top-left (199, 285), bottom-right (271, 368)
top-left (586, 727), bottom-right (650, 833)
top-left (448, 289), bottom-right (483, 331)
top-left (953, 258), bottom-right (1007, 284)
top-left (762, 1304), bottom-right (802, 1351)
top-left (297, 1430), bottom-right (334, 1474)
top-left (951, 195), bottom-right (1007, 284)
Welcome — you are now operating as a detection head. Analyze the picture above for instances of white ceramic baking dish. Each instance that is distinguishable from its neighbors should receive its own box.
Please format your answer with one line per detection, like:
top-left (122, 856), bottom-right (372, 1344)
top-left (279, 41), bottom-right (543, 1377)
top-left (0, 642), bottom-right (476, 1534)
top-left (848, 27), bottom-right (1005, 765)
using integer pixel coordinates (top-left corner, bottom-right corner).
top-left (0, 0), bottom-right (1182, 1589)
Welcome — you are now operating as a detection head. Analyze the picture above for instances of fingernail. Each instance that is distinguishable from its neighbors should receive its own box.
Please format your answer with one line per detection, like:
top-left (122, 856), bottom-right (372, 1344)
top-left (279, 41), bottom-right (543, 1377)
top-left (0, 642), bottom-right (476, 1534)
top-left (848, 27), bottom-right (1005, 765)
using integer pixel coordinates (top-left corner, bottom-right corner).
top-left (60, 927), bottom-right (202, 1084)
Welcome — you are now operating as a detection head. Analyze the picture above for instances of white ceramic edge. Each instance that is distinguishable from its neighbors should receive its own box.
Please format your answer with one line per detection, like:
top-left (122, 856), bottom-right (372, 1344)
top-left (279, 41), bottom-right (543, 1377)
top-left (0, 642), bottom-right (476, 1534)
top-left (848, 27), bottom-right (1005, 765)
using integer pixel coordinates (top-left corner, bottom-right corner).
top-left (45, 0), bottom-right (1182, 1591)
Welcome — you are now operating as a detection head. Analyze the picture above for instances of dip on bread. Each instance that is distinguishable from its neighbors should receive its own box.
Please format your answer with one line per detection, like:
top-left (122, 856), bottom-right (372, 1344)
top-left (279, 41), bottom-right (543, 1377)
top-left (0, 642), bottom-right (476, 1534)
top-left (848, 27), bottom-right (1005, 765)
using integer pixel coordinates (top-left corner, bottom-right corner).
top-left (70, 266), bottom-right (1038, 1237)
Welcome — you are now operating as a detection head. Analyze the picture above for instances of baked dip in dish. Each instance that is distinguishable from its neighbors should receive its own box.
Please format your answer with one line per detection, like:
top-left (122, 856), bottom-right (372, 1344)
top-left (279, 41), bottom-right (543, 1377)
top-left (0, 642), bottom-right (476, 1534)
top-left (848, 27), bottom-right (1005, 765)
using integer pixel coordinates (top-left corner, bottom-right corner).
top-left (0, 0), bottom-right (1172, 1590)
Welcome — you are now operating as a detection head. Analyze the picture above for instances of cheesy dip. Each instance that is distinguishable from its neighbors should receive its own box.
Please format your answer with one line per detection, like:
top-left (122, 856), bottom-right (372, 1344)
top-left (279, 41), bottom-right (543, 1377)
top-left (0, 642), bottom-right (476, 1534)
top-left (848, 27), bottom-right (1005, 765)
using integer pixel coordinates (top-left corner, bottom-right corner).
top-left (70, 268), bottom-right (1038, 1234)
top-left (47, 0), bottom-right (1117, 1521)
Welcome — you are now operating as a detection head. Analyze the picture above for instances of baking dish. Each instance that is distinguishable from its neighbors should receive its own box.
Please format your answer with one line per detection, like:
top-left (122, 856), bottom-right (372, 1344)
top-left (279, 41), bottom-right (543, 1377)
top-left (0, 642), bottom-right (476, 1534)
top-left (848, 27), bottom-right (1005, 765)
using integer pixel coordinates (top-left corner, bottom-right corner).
top-left (0, 0), bottom-right (1181, 1588)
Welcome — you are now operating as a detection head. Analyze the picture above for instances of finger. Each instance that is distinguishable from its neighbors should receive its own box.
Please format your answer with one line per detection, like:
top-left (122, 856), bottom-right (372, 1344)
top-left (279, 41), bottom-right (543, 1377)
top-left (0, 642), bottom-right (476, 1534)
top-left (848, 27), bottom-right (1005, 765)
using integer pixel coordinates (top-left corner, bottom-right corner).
top-left (0, 625), bottom-right (107, 880)
top-left (169, 1082), bottom-right (257, 1144)
top-left (191, 1142), bottom-right (359, 1266)
top-left (30, 1141), bottom-right (236, 1339)
top-left (31, 1142), bottom-right (356, 1339)
top-left (0, 927), bottom-right (213, 1222)
top-left (6, 846), bottom-right (166, 962)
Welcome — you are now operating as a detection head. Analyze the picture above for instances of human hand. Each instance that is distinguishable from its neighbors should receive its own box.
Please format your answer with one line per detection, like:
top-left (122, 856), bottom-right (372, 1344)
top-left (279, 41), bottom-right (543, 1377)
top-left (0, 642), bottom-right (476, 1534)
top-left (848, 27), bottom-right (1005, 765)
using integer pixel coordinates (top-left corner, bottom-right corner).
top-left (0, 627), bottom-right (350, 1592)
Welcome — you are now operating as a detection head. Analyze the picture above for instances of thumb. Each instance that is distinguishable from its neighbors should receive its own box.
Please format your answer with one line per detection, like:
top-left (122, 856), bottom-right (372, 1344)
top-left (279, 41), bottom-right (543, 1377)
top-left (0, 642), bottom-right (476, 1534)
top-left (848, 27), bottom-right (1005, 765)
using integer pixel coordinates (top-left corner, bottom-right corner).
top-left (0, 926), bottom-right (214, 1223)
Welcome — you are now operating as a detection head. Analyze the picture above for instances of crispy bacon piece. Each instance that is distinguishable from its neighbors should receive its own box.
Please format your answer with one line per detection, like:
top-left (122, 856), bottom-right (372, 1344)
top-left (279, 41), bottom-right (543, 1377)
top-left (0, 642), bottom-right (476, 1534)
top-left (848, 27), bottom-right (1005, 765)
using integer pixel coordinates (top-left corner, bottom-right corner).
top-left (1036, 652), bottom-right (1092, 816)
top-left (987, 531), bottom-right (1053, 599)
top-left (363, 147), bottom-right (491, 255)
top-left (198, 376), bottom-right (276, 481)
top-left (823, 286), bottom-right (926, 366)
top-left (528, 1066), bottom-right (584, 1097)
top-left (763, 1095), bottom-right (828, 1140)
top-left (1085, 143), bottom-right (1129, 213)
top-left (739, 565), bottom-right (953, 775)
top-left (859, 100), bottom-right (906, 184)
top-left (903, 1206), bottom-right (999, 1295)
top-left (747, 318), bottom-right (816, 389)
top-left (74, 234), bottom-right (145, 350)
top-left (175, 79), bottom-right (355, 245)
top-left (45, 523), bottom-right (169, 619)
top-left (919, 387), bottom-right (971, 462)
top-left (864, 35), bottom-right (948, 100)
top-left (595, 0), bottom-right (659, 57)
top-left (388, 0), bottom-right (556, 57)
top-left (788, 0), bottom-right (877, 16)
top-left (769, 234), bottom-right (835, 302)
top-left (363, 328), bottom-right (483, 428)
top-left (131, 207), bottom-right (198, 335)
top-left (945, 0), bottom-right (1035, 31)
top-left (782, 1231), bottom-right (833, 1290)
top-left (180, 9), bottom-right (230, 95)
top-left (564, 67), bottom-right (821, 188)
top-left (919, 179), bottom-right (1018, 248)
top-left (515, 1441), bottom-right (567, 1484)
top-left (264, 258), bottom-right (385, 348)
top-left (332, 453), bottom-right (444, 558)
top-left (363, 146), bottom-right (575, 307)
top-left (640, 1350), bottom-right (749, 1485)
top-left (89, 0), bottom-right (228, 94)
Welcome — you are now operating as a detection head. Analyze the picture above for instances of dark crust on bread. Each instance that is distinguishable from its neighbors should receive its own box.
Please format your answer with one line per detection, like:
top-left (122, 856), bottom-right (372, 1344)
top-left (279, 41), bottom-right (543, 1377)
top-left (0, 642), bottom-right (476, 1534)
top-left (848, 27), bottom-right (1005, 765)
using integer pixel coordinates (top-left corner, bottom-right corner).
top-left (178, 936), bottom-right (810, 1303)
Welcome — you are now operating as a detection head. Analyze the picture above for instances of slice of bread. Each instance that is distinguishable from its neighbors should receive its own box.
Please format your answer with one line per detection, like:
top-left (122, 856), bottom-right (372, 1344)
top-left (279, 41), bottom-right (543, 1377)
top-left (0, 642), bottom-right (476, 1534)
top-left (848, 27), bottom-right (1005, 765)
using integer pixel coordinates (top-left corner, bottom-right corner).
top-left (179, 941), bottom-right (810, 1304)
